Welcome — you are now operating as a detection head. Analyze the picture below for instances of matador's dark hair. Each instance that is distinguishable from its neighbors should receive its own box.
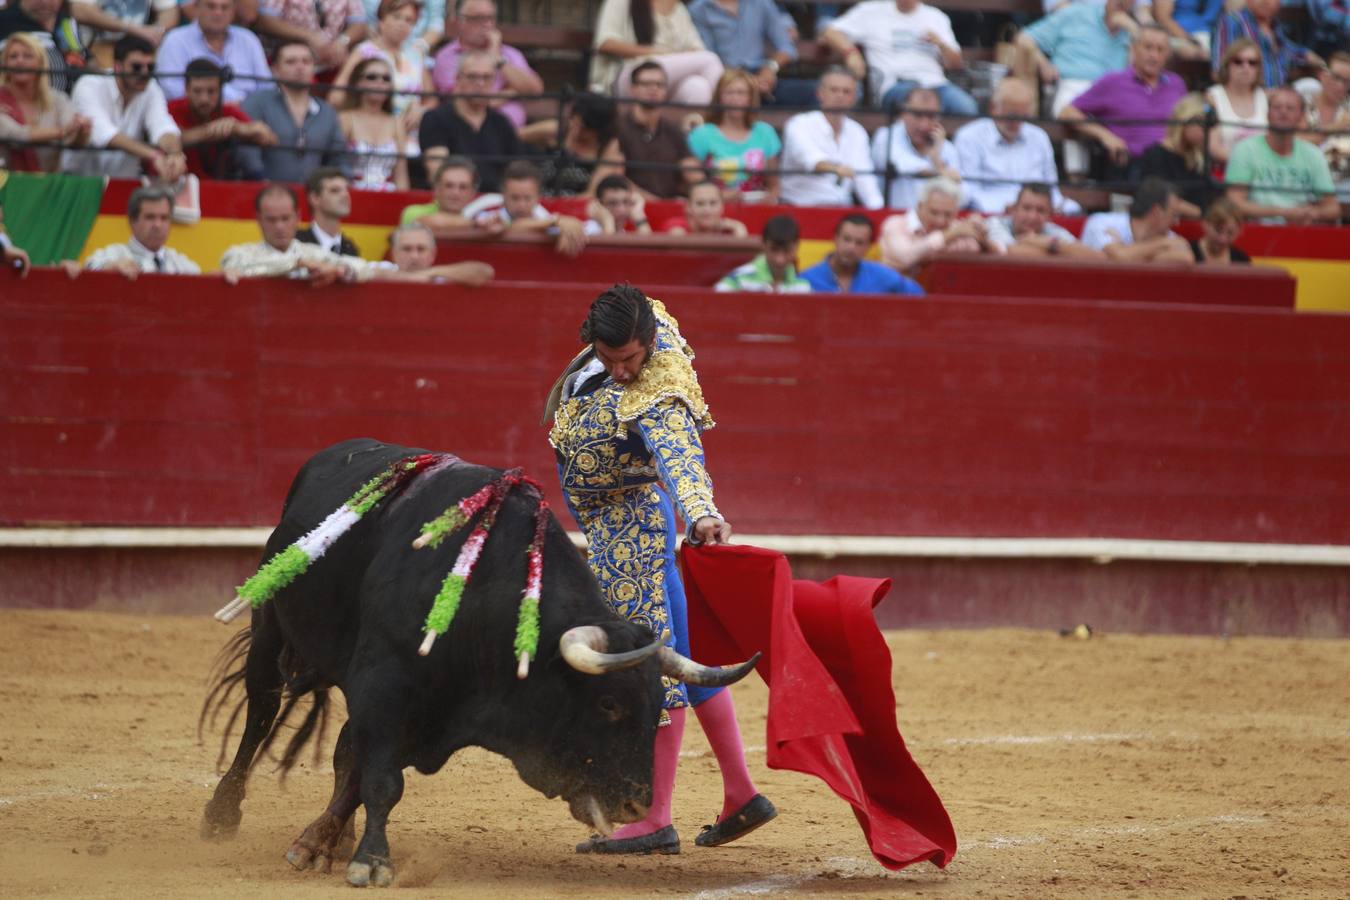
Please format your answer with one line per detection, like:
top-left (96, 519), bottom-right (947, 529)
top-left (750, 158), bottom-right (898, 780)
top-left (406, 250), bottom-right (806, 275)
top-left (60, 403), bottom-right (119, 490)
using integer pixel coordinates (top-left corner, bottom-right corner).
top-left (581, 284), bottom-right (656, 348)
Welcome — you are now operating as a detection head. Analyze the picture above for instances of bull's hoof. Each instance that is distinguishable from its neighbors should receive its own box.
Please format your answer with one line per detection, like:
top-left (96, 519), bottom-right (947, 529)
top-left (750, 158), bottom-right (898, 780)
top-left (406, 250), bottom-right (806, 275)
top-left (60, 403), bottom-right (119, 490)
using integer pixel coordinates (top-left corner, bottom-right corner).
top-left (346, 858), bottom-right (394, 888)
top-left (201, 798), bottom-right (242, 841)
top-left (287, 815), bottom-right (353, 874)
top-left (200, 815), bottom-right (240, 841)
top-left (285, 843), bottom-right (316, 871)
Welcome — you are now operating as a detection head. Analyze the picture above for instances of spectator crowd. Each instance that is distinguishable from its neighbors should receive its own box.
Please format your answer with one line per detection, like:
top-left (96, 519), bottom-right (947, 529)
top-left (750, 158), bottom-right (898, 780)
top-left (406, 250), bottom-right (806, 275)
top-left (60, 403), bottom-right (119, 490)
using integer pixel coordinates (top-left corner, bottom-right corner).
top-left (1, 0), bottom-right (1347, 284)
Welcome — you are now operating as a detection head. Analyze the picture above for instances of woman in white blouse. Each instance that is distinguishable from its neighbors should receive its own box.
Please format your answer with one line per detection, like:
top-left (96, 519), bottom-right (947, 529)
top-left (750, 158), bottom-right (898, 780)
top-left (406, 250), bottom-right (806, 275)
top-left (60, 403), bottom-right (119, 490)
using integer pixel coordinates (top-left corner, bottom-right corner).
top-left (330, 0), bottom-right (435, 136)
top-left (590, 0), bottom-right (723, 108)
top-left (1206, 38), bottom-right (1268, 171)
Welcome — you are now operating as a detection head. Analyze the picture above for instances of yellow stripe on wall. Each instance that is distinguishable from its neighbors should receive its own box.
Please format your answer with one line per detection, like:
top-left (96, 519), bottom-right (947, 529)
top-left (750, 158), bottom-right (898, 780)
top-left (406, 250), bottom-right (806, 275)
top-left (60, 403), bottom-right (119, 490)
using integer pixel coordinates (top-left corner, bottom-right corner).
top-left (1254, 258), bottom-right (1350, 312)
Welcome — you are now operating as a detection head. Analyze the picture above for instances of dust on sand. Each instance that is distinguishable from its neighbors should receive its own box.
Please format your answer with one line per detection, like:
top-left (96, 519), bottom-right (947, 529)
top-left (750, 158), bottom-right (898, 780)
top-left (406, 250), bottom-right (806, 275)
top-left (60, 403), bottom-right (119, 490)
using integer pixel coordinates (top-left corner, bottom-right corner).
top-left (1, 609), bottom-right (1347, 898)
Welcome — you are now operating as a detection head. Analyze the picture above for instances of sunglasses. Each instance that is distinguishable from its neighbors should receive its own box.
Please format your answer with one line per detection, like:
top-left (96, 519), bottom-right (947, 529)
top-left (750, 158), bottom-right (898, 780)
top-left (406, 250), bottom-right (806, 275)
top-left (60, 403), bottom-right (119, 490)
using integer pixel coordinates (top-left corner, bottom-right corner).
top-left (1231, 58), bottom-right (1260, 67)
top-left (125, 61), bottom-right (155, 74)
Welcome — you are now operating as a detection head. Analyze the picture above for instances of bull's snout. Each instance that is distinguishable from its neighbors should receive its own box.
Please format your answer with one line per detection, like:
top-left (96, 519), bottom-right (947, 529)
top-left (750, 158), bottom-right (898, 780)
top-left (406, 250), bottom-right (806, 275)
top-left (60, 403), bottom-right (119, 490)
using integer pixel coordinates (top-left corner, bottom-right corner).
top-left (566, 794), bottom-right (650, 832)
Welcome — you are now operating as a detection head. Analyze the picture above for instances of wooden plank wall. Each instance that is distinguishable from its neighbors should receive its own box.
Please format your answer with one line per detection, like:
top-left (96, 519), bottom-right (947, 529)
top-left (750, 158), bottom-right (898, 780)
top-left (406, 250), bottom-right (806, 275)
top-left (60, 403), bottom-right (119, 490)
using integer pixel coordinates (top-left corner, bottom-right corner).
top-left (4, 270), bottom-right (1350, 544)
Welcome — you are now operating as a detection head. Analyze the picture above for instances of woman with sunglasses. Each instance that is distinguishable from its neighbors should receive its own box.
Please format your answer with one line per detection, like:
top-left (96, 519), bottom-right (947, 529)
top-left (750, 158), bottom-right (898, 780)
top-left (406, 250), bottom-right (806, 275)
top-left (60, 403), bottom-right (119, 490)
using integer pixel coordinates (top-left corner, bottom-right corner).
top-left (332, 0), bottom-right (435, 135)
top-left (1206, 38), bottom-right (1268, 171)
top-left (339, 57), bottom-right (410, 191)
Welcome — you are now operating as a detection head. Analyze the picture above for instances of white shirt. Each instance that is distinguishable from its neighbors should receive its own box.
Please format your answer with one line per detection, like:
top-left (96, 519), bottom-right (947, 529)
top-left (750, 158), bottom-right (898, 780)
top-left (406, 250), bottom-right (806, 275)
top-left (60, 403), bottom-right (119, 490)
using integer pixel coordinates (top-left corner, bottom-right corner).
top-left (472, 200), bottom-right (605, 235)
top-left (953, 117), bottom-right (1066, 214)
top-left (308, 222), bottom-right (345, 254)
top-left (63, 76), bottom-right (180, 179)
top-left (220, 240), bottom-right (381, 280)
top-left (1206, 85), bottom-right (1268, 159)
top-left (85, 238), bottom-right (201, 274)
top-left (984, 215), bottom-right (1078, 249)
top-left (870, 123), bottom-right (961, 210)
top-left (780, 111), bottom-right (885, 209)
top-left (1080, 212), bottom-right (1132, 250)
top-left (827, 0), bottom-right (957, 94)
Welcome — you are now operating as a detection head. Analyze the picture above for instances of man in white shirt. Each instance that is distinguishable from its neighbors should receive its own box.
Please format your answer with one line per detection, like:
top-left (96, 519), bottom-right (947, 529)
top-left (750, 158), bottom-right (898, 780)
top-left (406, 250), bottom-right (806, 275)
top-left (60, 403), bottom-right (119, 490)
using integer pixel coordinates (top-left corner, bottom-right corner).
top-left (387, 222), bottom-right (495, 285)
top-left (824, 0), bottom-right (978, 117)
top-left (879, 176), bottom-right (1003, 273)
top-left (871, 86), bottom-right (961, 210)
top-left (222, 184), bottom-right (383, 284)
top-left (82, 186), bottom-right (201, 277)
top-left (984, 183), bottom-right (1100, 259)
top-left (954, 78), bottom-right (1069, 214)
top-left (1079, 177), bottom-right (1193, 263)
top-left (63, 35), bottom-right (186, 180)
top-left (471, 160), bottom-right (590, 256)
top-left (780, 67), bottom-right (885, 209)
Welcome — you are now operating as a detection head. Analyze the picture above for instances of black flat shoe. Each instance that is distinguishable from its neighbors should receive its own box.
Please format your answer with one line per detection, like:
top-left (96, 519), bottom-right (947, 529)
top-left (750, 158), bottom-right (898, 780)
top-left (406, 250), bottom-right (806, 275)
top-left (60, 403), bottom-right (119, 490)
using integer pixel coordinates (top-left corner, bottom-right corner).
top-left (694, 794), bottom-right (778, 847)
top-left (575, 824), bottom-right (680, 855)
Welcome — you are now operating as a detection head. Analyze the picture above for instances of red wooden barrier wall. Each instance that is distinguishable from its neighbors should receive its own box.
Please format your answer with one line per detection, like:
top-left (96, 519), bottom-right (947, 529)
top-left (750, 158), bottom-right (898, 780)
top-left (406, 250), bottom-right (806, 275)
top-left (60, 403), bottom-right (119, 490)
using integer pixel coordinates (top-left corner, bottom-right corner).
top-left (919, 254), bottom-right (1296, 309)
top-left (5, 269), bottom-right (1350, 544)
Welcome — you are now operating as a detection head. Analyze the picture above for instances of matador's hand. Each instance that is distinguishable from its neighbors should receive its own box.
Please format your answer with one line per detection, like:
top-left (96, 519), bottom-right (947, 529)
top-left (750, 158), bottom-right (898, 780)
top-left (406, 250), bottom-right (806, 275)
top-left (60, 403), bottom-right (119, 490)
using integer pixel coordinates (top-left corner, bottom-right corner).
top-left (692, 516), bottom-right (732, 545)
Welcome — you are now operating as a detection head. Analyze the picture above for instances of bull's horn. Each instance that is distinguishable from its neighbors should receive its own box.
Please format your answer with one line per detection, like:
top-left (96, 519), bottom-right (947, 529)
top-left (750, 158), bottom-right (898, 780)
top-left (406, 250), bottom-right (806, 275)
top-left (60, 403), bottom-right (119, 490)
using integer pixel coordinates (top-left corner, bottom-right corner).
top-left (659, 648), bottom-right (762, 687)
top-left (559, 625), bottom-right (665, 674)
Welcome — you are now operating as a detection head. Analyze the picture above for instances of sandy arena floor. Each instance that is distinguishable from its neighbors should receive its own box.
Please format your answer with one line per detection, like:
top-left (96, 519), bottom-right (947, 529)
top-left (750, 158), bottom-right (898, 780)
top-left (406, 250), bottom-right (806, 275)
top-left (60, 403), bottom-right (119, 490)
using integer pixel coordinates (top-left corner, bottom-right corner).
top-left (1, 609), bottom-right (1346, 898)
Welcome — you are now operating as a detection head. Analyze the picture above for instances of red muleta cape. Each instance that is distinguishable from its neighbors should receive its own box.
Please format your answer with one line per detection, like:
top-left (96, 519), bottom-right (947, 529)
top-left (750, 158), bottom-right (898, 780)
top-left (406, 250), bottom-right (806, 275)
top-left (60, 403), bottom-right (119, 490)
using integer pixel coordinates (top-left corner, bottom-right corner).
top-left (679, 543), bottom-right (957, 871)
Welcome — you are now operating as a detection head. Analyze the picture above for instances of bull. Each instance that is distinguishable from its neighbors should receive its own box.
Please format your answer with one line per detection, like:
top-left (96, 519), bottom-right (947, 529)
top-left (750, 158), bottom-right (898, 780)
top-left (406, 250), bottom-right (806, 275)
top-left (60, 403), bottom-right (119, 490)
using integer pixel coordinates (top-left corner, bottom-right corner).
top-left (200, 438), bottom-right (758, 886)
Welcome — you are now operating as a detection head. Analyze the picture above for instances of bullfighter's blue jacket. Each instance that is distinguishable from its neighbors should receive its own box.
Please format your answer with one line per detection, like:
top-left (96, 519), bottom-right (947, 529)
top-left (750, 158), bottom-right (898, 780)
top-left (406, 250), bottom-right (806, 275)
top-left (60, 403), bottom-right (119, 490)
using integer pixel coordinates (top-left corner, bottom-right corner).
top-left (548, 299), bottom-right (721, 712)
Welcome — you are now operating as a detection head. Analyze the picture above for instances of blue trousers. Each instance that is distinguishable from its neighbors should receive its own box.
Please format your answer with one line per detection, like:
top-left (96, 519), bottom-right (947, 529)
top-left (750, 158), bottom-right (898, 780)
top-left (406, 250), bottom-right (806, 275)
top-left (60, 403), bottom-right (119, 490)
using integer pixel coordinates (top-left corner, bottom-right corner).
top-left (881, 80), bottom-right (980, 118)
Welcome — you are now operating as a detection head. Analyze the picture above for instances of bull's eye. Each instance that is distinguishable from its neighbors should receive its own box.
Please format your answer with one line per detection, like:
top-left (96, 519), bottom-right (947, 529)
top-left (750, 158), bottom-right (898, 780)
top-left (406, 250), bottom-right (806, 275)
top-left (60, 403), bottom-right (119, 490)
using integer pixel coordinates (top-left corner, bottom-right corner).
top-left (598, 695), bottom-right (622, 722)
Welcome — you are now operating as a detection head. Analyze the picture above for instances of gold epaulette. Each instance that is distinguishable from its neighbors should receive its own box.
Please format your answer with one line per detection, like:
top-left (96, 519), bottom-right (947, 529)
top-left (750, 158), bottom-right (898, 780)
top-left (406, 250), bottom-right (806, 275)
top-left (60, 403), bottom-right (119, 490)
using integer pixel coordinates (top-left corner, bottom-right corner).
top-left (615, 298), bottom-right (714, 432)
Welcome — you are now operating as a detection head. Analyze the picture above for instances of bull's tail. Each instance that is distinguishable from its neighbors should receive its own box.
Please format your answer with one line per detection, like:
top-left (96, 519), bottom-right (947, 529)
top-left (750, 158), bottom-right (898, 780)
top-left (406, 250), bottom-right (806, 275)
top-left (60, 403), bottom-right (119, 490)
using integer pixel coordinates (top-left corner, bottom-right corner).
top-left (198, 625), bottom-right (337, 781)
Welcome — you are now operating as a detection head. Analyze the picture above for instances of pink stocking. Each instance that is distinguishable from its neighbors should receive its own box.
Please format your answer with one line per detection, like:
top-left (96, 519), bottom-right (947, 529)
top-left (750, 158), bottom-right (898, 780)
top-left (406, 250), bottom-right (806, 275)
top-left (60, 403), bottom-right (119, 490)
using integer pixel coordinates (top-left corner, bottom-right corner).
top-left (609, 707), bottom-right (685, 840)
top-left (693, 689), bottom-right (758, 821)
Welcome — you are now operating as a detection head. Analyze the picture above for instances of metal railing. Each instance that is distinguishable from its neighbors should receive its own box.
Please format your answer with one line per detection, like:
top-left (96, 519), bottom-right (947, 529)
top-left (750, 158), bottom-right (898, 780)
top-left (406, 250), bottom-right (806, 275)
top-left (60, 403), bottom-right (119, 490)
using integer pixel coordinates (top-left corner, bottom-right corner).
top-left (1, 62), bottom-right (1346, 205)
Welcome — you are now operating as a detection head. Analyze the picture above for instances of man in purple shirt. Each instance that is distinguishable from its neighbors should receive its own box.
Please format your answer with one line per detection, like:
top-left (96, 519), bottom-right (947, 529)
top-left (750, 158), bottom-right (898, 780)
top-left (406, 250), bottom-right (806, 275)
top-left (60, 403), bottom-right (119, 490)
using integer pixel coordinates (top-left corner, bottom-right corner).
top-left (431, 0), bottom-right (542, 131)
top-left (1059, 24), bottom-right (1187, 179)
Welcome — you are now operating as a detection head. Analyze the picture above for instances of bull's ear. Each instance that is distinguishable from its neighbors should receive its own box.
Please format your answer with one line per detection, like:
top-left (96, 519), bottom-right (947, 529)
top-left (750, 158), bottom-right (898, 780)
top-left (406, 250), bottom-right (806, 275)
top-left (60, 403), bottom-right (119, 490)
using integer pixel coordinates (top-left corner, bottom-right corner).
top-left (659, 649), bottom-right (762, 687)
top-left (559, 625), bottom-right (664, 674)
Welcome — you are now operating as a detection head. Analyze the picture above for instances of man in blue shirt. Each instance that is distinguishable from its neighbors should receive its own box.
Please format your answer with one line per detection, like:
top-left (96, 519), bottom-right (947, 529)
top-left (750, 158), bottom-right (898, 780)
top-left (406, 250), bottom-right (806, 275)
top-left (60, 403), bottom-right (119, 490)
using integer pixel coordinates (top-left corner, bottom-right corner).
top-left (801, 214), bottom-right (925, 295)
top-left (688, 0), bottom-right (810, 106)
top-left (237, 40), bottom-right (350, 183)
top-left (1211, 0), bottom-right (1322, 87)
top-left (155, 0), bottom-right (271, 102)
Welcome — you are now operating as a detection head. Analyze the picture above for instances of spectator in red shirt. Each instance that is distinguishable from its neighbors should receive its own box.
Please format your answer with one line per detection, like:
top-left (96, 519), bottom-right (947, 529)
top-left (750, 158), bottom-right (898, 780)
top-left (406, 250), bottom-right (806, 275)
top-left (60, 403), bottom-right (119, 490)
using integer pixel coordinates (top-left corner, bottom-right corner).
top-left (167, 58), bottom-right (277, 179)
top-left (661, 179), bottom-right (748, 236)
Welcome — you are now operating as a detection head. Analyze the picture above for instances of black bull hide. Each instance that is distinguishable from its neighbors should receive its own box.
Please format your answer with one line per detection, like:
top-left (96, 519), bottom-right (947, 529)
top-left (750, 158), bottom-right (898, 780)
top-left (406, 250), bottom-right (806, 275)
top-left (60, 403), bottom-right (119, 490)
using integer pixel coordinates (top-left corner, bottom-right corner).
top-left (200, 438), bottom-right (749, 886)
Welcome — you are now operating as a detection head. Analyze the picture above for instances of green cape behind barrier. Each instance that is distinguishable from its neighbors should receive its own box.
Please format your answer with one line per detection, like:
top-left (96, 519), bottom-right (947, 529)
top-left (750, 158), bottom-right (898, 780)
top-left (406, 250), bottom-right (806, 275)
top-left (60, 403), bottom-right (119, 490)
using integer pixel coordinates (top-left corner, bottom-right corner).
top-left (0, 171), bottom-right (105, 265)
